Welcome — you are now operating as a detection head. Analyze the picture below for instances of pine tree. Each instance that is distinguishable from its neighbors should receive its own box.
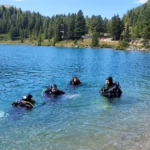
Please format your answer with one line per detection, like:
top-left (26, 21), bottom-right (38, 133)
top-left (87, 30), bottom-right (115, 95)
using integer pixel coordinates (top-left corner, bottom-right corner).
top-left (67, 13), bottom-right (75, 39)
top-left (91, 32), bottom-right (99, 47)
top-left (10, 27), bottom-right (15, 40)
top-left (123, 24), bottom-right (131, 42)
top-left (53, 17), bottom-right (62, 42)
top-left (74, 10), bottom-right (86, 39)
top-left (85, 16), bottom-right (90, 34)
top-left (20, 29), bottom-right (24, 43)
top-left (48, 25), bottom-right (53, 40)
top-left (44, 28), bottom-right (48, 39)
top-left (103, 18), bottom-right (109, 33)
top-left (10, 26), bottom-right (18, 40)
top-left (141, 18), bottom-right (150, 40)
top-left (110, 15), bottom-right (123, 40)
top-left (38, 34), bottom-right (42, 46)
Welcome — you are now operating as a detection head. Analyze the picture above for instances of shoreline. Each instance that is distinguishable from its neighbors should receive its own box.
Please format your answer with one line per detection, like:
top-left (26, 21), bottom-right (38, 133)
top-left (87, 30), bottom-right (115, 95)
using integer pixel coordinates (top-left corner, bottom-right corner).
top-left (0, 39), bottom-right (149, 52)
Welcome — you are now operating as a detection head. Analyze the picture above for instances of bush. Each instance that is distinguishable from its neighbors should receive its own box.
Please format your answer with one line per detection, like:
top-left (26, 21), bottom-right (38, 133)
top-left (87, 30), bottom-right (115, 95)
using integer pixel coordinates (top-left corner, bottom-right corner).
top-left (91, 32), bottom-right (99, 47)
top-left (74, 39), bottom-right (78, 45)
top-left (116, 40), bottom-right (129, 50)
top-left (142, 39), bottom-right (149, 47)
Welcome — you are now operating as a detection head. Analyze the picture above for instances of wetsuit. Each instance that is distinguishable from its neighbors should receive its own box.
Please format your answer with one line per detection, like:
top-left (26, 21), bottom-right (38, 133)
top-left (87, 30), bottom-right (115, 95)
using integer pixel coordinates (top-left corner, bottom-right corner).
top-left (69, 80), bottom-right (81, 86)
top-left (101, 83), bottom-right (122, 97)
top-left (12, 98), bottom-right (35, 109)
top-left (45, 89), bottom-right (65, 97)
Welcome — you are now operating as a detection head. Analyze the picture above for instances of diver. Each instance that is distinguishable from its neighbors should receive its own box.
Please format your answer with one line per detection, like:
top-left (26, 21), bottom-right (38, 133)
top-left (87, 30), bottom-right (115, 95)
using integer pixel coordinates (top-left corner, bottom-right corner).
top-left (12, 94), bottom-right (35, 109)
top-left (44, 84), bottom-right (65, 97)
top-left (100, 77), bottom-right (122, 98)
top-left (69, 76), bottom-right (81, 86)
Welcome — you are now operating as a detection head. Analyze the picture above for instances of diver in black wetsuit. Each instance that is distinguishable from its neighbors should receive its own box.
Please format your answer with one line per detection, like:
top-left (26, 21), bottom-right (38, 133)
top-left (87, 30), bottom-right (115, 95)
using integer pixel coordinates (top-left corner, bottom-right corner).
top-left (45, 84), bottom-right (65, 97)
top-left (100, 77), bottom-right (122, 98)
top-left (12, 94), bottom-right (35, 109)
top-left (69, 77), bottom-right (81, 86)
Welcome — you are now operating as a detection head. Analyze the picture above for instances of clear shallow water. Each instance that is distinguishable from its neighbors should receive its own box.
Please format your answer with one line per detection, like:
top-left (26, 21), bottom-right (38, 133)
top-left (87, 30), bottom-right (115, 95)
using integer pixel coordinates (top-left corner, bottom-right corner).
top-left (0, 45), bottom-right (150, 150)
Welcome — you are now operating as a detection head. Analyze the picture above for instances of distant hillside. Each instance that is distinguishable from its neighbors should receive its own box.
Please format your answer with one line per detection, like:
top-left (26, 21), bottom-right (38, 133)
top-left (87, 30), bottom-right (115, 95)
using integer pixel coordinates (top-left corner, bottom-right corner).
top-left (0, 5), bottom-right (14, 8)
top-left (0, 1), bottom-right (150, 47)
top-left (0, 5), bottom-right (108, 44)
top-left (123, 0), bottom-right (150, 40)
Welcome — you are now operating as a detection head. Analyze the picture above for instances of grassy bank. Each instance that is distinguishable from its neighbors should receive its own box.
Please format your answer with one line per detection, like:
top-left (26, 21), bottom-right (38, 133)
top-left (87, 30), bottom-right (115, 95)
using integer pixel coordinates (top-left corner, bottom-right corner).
top-left (0, 38), bottom-right (149, 51)
top-left (0, 38), bottom-right (118, 48)
top-left (55, 39), bottom-right (119, 49)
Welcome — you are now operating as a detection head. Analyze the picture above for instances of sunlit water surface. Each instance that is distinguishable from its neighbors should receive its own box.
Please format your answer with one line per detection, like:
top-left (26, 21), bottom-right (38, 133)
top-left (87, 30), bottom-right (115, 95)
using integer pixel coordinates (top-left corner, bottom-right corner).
top-left (0, 45), bottom-right (150, 150)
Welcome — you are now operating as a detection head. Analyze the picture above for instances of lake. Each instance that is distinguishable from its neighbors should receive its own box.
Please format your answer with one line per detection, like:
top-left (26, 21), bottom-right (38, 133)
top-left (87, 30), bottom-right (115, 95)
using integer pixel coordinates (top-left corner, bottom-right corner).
top-left (0, 45), bottom-right (150, 150)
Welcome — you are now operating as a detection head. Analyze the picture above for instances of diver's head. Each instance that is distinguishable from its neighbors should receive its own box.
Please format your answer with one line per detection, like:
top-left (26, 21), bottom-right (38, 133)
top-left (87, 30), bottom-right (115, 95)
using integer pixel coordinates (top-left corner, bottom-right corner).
top-left (72, 77), bottom-right (78, 83)
top-left (106, 77), bottom-right (113, 85)
top-left (51, 84), bottom-right (58, 93)
top-left (22, 94), bottom-right (33, 100)
top-left (26, 94), bottom-right (33, 99)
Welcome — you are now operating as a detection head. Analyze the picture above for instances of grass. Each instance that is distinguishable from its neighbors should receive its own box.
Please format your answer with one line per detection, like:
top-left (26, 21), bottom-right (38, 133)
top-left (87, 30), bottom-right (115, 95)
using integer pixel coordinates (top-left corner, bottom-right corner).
top-left (0, 35), bottom-right (149, 51)
top-left (0, 38), bottom-right (120, 49)
top-left (0, 33), bottom-right (119, 48)
top-left (55, 39), bottom-right (119, 49)
top-left (99, 41), bottom-right (118, 49)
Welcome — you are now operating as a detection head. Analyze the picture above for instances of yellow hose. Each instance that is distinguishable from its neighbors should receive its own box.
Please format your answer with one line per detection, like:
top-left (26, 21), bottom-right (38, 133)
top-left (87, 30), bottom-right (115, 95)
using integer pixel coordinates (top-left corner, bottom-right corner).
top-left (41, 88), bottom-right (47, 96)
top-left (22, 101), bottom-right (34, 108)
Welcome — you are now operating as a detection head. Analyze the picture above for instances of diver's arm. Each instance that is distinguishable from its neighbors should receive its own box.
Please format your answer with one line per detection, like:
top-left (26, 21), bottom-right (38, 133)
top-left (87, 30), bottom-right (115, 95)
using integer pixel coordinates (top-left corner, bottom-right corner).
top-left (12, 101), bottom-right (19, 107)
top-left (31, 99), bottom-right (35, 104)
top-left (61, 91), bottom-right (65, 94)
top-left (104, 84), bottom-right (118, 93)
top-left (45, 89), bottom-right (50, 93)
top-left (58, 90), bottom-right (65, 94)
top-left (100, 85), bottom-right (105, 94)
top-left (78, 80), bottom-right (81, 84)
top-left (67, 81), bottom-right (73, 86)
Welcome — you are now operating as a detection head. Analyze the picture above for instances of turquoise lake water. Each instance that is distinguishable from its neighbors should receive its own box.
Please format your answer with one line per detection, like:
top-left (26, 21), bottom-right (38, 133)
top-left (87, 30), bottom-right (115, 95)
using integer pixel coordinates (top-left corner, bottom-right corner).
top-left (0, 45), bottom-right (150, 150)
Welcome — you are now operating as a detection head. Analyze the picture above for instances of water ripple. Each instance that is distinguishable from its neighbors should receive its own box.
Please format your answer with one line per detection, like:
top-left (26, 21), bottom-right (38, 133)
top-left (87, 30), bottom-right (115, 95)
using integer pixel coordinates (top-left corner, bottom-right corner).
top-left (0, 45), bottom-right (150, 150)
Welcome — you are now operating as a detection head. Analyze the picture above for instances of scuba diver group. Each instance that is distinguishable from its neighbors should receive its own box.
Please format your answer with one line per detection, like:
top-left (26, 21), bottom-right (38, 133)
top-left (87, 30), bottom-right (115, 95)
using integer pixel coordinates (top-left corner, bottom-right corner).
top-left (11, 76), bottom-right (122, 109)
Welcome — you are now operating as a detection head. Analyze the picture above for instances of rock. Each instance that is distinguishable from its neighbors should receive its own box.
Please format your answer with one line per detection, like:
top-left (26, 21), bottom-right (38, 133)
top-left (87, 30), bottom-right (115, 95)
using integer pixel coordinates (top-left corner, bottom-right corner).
top-left (126, 46), bottom-right (148, 51)
top-left (74, 45), bottom-right (79, 48)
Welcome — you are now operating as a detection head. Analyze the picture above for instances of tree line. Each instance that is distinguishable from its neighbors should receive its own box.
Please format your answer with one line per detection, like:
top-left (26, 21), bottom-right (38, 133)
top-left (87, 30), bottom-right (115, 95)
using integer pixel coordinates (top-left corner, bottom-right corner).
top-left (0, 6), bottom-right (121, 42)
top-left (0, 1), bottom-right (150, 46)
top-left (123, 0), bottom-right (150, 44)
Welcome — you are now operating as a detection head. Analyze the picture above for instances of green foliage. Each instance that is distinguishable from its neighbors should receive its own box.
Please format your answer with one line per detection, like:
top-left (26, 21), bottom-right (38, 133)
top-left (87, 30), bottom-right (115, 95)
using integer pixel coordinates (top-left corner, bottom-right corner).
top-left (123, 0), bottom-right (150, 40)
top-left (116, 40), bottom-right (129, 50)
top-left (141, 20), bottom-right (150, 41)
top-left (90, 15), bottom-right (103, 34)
top-left (68, 14), bottom-right (76, 39)
top-left (142, 39), bottom-right (150, 48)
top-left (91, 32), bottom-right (99, 47)
top-left (123, 24), bottom-right (131, 42)
top-left (0, 6), bottom-right (109, 42)
top-left (21, 38), bottom-right (24, 43)
top-left (52, 39), bottom-right (56, 46)
top-left (109, 15), bottom-right (123, 40)
top-left (1, 1), bottom-right (150, 45)
top-left (74, 10), bottom-right (86, 39)
top-left (74, 39), bottom-right (78, 45)
top-left (99, 43), bottom-right (115, 49)
top-left (10, 26), bottom-right (17, 40)
top-left (38, 34), bottom-right (42, 46)
top-left (103, 18), bottom-right (109, 33)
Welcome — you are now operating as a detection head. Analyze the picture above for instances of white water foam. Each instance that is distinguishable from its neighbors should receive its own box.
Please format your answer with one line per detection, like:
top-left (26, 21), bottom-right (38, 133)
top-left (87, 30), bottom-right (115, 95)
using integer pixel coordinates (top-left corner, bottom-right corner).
top-left (0, 111), bottom-right (8, 118)
top-left (64, 94), bottom-right (81, 99)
